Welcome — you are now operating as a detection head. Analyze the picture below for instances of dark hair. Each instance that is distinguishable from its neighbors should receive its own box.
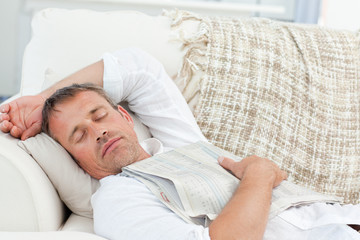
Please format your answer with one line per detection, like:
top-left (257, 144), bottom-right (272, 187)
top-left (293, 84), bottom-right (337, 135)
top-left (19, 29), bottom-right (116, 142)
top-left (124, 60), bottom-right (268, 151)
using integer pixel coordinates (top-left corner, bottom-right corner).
top-left (41, 83), bottom-right (117, 137)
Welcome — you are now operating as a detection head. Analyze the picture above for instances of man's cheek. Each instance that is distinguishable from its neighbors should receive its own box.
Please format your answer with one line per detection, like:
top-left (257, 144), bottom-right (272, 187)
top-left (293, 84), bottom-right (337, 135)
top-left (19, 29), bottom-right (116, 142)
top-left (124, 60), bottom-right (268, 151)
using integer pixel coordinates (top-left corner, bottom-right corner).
top-left (77, 147), bottom-right (92, 159)
top-left (75, 152), bottom-right (95, 171)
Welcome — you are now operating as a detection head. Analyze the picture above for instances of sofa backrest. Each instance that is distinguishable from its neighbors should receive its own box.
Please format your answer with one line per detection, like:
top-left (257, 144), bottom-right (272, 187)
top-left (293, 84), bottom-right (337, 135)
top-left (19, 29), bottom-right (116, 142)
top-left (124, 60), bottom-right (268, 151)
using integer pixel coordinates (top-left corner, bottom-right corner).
top-left (21, 8), bottom-right (197, 96)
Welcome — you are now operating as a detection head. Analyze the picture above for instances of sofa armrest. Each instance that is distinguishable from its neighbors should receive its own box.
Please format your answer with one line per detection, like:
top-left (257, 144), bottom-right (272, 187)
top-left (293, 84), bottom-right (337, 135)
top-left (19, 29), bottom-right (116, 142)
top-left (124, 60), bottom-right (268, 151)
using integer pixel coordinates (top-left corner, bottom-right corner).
top-left (0, 132), bottom-right (67, 231)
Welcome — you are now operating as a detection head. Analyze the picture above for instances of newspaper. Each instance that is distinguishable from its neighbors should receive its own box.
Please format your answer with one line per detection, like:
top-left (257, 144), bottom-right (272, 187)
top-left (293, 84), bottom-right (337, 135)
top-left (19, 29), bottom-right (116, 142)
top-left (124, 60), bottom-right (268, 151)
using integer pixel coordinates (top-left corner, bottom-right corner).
top-left (121, 141), bottom-right (341, 227)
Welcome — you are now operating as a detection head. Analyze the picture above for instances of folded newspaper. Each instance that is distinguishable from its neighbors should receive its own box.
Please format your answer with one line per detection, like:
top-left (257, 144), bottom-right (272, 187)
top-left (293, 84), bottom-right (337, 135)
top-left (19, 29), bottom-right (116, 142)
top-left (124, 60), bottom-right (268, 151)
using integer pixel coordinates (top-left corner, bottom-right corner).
top-left (121, 141), bottom-right (341, 227)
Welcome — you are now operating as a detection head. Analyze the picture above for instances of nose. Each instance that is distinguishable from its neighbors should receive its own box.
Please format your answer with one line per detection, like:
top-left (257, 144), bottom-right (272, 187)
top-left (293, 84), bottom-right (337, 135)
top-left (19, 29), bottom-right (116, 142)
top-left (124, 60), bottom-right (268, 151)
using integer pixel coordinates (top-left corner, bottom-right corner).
top-left (96, 129), bottom-right (108, 143)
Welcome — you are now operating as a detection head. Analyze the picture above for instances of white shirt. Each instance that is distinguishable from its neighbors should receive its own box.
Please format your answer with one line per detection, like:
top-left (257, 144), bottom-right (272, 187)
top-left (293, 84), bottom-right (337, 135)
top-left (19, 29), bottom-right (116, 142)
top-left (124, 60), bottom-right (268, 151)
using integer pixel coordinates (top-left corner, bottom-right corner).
top-left (93, 48), bottom-right (210, 240)
top-left (101, 48), bottom-right (207, 150)
top-left (92, 48), bottom-right (360, 240)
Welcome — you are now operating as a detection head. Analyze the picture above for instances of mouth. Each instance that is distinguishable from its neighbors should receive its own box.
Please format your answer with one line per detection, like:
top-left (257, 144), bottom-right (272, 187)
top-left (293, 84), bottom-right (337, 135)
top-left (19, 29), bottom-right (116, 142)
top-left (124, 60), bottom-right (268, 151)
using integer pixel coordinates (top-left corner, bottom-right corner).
top-left (102, 137), bottom-right (122, 158)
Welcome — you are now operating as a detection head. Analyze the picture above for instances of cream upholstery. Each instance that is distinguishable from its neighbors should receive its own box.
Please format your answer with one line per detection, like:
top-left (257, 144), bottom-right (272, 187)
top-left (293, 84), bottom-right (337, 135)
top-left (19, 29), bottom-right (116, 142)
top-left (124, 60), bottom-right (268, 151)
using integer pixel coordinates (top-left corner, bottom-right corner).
top-left (20, 8), bottom-right (196, 96)
top-left (0, 133), bottom-right (66, 232)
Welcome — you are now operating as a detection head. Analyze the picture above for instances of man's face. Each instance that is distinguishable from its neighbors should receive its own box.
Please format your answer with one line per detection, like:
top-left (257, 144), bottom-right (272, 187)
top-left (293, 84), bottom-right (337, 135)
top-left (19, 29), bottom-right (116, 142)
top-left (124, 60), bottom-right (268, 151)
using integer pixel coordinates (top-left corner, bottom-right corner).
top-left (48, 91), bottom-right (148, 179)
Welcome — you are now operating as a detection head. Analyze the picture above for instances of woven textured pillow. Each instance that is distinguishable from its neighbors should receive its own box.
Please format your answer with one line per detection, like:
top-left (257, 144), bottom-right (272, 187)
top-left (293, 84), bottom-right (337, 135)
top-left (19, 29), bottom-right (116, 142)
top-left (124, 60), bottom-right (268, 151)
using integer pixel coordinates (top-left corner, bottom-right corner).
top-left (170, 11), bottom-right (360, 204)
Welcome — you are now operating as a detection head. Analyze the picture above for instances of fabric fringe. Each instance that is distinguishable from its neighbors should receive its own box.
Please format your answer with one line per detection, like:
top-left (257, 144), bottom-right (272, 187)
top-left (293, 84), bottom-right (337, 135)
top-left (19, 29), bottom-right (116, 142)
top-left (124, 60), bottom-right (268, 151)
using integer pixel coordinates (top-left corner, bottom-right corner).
top-left (163, 9), bottom-right (203, 28)
top-left (163, 9), bottom-right (210, 106)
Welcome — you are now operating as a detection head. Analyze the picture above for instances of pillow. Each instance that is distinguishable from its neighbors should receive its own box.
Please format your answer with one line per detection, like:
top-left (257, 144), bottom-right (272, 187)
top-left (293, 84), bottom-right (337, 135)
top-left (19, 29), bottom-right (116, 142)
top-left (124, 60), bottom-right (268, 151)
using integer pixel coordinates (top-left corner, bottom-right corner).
top-left (18, 100), bottom-right (152, 218)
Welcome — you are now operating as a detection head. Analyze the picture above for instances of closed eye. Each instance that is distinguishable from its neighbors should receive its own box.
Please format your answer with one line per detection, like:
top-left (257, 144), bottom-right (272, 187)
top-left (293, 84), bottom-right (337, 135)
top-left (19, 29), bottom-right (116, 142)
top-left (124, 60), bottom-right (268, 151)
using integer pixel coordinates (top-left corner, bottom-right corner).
top-left (75, 131), bottom-right (86, 143)
top-left (94, 112), bottom-right (107, 121)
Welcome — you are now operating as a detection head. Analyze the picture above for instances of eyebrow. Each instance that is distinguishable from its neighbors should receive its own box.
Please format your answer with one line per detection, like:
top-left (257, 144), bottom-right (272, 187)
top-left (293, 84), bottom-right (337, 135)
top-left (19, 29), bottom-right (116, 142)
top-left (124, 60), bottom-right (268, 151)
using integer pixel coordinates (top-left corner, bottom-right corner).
top-left (68, 105), bottom-right (106, 143)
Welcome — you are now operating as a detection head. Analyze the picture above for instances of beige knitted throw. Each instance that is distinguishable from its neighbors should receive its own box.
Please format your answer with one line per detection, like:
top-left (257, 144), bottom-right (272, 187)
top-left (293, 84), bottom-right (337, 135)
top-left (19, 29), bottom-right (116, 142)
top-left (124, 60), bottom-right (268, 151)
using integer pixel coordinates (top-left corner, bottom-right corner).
top-left (168, 10), bottom-right (360, 204)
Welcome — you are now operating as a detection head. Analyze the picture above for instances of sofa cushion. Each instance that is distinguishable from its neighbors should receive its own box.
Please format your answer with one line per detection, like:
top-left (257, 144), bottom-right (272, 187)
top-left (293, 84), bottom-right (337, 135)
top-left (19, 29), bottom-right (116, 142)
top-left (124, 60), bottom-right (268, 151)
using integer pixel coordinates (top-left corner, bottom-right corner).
top-left (61, 213), bottom-right (95, 233)
top-left (173, 11), bottom-right (360, 204)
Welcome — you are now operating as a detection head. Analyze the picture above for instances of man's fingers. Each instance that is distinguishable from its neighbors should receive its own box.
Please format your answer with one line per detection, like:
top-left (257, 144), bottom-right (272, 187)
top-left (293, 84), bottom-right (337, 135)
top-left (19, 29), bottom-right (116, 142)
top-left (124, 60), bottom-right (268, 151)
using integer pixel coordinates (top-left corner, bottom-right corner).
top-left (0, 120), bottom-right (12, 133)
top-left (273, 170), bottom-right (288, 187)
top-left (0, 104), bottom-right (10, 113)
top-left (10, 126), bottom-right (22, 139)
top-left (0, 121), bottom-right (22, 139)
top-left (0, 113), bottom-right (10, 122)
top-left (218, 156), bottom-right (235, 171)
top-left (21, 123), bottom-right (41, 141)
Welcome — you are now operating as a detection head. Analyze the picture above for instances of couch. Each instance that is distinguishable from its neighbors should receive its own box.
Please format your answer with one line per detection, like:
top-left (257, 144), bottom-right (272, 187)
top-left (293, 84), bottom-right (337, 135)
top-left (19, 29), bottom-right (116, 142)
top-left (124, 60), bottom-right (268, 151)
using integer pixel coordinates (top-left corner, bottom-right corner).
top-left (1, 7), bottom-right (360, 239)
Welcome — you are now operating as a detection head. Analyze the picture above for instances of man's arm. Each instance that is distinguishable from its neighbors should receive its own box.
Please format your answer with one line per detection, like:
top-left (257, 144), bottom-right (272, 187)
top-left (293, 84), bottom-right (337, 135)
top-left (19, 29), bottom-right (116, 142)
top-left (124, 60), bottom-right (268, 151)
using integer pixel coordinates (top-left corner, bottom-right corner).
top-left (210, 155), bottom-right (287, 240)
top-left (1, 48), bottom-right (205, 146)
top-left (101, 48), bottom-right (207, 149)
top-left (42, 60), bottom-right (104, 97)
top-left (92, 155), bottom-right (287, 240)
top-left (0, 61), bottom-right (104, 140)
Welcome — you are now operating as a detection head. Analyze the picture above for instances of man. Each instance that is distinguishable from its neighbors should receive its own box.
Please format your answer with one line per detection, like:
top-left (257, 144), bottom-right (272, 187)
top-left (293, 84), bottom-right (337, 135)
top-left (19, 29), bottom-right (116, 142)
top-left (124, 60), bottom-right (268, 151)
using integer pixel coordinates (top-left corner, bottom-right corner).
top-left (1, 48), bottom-right (359, 239)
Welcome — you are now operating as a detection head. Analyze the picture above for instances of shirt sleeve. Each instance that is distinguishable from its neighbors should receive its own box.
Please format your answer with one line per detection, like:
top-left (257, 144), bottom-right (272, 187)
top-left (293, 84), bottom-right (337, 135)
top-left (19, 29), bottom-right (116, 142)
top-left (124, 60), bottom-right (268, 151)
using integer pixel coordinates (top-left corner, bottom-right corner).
top-left (102, 48), bottom-right (207, 149)
top-left (92, 175), bottom-right (211, 240)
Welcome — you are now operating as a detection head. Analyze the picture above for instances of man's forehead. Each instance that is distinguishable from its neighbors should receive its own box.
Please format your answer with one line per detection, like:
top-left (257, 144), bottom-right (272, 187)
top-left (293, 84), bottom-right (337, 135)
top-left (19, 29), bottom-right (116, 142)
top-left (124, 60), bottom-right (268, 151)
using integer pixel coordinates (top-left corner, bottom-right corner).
top-left (73, 90), bottom-right (106, 102)
top-left (58, 91), bottom-right (108, 109)
top-left (49, 92), bottom-right (109, 137)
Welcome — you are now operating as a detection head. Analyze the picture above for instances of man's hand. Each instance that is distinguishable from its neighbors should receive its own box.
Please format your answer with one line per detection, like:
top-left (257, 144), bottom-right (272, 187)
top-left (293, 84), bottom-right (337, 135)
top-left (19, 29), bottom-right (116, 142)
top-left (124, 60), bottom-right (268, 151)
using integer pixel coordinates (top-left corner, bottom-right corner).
top-left (218, 155), bottom-right (287, 188)
top-left (209, 155), bottom-right (287, 240)
top-left (0, 95), bottom-right (45, 140)
top-left (0, 60), bottom-right (104, 141)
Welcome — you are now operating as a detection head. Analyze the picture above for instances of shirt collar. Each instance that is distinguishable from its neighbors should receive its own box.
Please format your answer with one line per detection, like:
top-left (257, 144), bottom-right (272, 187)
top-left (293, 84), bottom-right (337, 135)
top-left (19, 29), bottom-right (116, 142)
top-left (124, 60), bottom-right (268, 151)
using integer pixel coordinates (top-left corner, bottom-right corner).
top-left (139, 138), bottom-right (164, 156)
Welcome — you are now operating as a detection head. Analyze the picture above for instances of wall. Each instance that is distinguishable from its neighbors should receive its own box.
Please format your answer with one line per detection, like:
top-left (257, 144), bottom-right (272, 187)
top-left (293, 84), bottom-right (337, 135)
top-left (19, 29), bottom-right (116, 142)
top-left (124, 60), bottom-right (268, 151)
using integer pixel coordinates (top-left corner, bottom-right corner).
top-left (0, 0), bottom-right (22, 96)
top-left (319, 0), bottom-right (360, 31)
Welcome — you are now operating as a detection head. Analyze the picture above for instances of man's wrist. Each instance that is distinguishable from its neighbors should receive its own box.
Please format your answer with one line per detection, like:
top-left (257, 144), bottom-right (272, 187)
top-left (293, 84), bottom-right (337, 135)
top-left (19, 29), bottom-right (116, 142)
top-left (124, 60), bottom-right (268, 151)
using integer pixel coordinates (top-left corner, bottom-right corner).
top-left (39, 88), bottom-right (53, 100)
top-left (242, 164), bottom-right (277, 188)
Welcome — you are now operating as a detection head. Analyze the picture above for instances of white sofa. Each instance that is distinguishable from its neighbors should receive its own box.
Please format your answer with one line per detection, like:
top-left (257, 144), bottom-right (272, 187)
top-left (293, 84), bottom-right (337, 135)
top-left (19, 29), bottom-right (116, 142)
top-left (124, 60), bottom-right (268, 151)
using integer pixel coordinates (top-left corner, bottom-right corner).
top-left (0, 8), bottom-right (200, 239)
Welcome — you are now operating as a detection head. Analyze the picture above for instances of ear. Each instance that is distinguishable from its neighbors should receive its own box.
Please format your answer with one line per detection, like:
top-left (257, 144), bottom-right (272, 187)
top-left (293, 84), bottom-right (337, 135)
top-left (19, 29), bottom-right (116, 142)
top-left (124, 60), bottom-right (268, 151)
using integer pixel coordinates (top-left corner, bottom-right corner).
top-left (117, 105), bottom-right (134, 128)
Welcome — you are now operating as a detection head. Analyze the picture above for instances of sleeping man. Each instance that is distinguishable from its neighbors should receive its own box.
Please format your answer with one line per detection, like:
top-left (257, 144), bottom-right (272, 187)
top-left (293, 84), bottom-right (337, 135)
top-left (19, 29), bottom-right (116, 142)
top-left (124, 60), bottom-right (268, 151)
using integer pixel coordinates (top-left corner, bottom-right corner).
top-left (1, 48), bottom-right (360, 240)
